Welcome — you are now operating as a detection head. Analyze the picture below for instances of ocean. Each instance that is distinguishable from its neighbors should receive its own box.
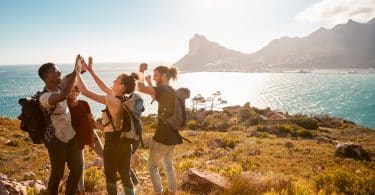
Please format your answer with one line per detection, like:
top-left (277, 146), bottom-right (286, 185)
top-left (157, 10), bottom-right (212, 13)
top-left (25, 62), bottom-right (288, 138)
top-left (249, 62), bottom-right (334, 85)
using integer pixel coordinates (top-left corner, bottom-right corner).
top-left (1, 64), bottom-right (374, 129)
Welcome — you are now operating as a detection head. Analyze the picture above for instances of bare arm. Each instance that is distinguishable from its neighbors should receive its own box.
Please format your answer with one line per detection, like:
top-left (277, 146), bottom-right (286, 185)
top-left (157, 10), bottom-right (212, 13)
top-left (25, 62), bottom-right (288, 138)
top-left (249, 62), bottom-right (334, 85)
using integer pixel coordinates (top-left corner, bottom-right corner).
top-left (48, 55), bottom-right (79, 105)
top-left (76, 71), bottom-right (107, 105)
top-left (137, 82), bottom-right (156, 99)
top-left (85, 57), bottom-right (113, 95)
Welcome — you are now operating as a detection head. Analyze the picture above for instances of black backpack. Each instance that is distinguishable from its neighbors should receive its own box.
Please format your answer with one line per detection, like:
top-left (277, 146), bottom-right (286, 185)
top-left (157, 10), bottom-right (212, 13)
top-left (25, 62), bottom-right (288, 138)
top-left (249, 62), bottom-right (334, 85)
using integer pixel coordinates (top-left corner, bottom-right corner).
top-left (18, 91), bottom-right (55, 144)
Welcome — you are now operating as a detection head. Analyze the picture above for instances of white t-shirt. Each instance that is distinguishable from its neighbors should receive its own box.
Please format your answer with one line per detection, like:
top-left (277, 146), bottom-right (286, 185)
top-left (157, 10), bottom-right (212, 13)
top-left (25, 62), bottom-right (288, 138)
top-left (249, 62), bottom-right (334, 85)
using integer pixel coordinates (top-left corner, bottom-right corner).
top-left (39, 90), bottom-right (76, 143)
top-left (102, 95), bottom-right (124, 132)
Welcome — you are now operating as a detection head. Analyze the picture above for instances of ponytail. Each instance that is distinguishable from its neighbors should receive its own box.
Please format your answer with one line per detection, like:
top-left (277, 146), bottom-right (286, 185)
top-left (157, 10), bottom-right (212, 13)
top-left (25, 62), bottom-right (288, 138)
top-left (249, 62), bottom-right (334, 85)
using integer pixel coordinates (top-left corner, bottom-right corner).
top-left (154, 65), bottom-right (179, 81)
top-left (120, 72), bottom-right (139, 94)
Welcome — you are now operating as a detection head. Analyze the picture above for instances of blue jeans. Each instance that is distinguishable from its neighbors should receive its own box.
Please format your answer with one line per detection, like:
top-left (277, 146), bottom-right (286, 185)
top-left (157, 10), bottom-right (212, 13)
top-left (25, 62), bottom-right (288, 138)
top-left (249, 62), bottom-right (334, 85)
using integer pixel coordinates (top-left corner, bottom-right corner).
top-left (148, 139), bottom-right (177, 193)
top-left (45, 136), bottom-right (83, 195)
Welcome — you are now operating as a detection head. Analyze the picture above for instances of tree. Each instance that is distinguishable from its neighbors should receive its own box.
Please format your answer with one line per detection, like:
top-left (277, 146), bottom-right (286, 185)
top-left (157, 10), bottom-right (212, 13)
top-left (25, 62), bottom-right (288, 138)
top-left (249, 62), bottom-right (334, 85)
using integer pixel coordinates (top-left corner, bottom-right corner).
top-left (191, 94), bottom-right (206, 112)
top-left (207, 91), bottom-right (227, 111)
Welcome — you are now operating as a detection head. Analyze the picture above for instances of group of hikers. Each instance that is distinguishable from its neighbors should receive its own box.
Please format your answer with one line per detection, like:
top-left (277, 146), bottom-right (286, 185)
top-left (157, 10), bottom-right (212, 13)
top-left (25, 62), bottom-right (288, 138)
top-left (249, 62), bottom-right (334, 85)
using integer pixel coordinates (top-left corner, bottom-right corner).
top-left (33, 54), bottom-right (187, 195)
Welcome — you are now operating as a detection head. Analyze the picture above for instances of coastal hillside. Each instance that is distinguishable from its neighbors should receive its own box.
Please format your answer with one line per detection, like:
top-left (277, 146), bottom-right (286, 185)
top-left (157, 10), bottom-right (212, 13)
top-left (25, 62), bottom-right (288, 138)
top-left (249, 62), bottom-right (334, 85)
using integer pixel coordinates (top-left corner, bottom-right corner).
top-left (175, 18), bottom-right (375, 72)
top-left (1, 104), bottom-right (375, 194)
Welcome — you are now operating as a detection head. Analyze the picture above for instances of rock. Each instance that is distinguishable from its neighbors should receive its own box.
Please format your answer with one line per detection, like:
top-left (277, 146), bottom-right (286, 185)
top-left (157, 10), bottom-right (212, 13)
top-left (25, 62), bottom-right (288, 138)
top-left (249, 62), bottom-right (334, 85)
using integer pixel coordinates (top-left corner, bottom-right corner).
top-left (41, 164), bottom-right (51, 171)
top-left (0, 180), bottom-right (27, 195)
top-left (250, 131), bottom-right (261, 137)
top-left (335, 142), bottom-right (371, 161)
top-left (23, 172), bottom-right (36, 181)
top-left (186, 130), bottom-right (199, 137)
top-left (317, 136), bottom-right (338, 145)
top-left (20, 180), bottom-right (46, 193)
top-left (85, 158), bottom-right (104, 169)
top-left (182, 168), bottom-right (231, 193)
top-left (0, 173), bottom-right (8, 181)
top-left (139, 157), bottom-right (148, 167)
top-left (284, 141), bottom-right (294, 149)
top-left (131, 153), bottom-right (140, 168)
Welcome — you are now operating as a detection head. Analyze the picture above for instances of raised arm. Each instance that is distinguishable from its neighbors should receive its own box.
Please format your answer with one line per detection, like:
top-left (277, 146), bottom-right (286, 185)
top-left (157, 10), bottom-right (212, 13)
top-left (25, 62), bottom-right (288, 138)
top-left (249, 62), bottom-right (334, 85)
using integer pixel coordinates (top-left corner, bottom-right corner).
top-left (137, 81), bottom-right (156, 99)
top-left (76, 62), bottom-right (106, 105)
top-left (48, 55), bottom-right (79, 105)
top-left (85, 57), bottom-right (113, 95)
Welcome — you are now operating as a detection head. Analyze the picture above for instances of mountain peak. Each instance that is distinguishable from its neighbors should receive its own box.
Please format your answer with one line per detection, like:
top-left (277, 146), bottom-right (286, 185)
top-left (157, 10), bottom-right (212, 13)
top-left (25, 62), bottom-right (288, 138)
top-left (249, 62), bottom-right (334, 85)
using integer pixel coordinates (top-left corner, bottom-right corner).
top-left (347, 19), bottom-right (359, 24)
top-left (368, 17), bottom-right (375, 24)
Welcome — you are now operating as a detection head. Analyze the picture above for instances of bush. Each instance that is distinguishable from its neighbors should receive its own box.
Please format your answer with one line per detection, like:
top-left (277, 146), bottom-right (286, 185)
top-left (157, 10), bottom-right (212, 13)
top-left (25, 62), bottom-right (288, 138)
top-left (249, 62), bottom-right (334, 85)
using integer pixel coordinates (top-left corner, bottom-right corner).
top-left (228, 125), bottom-right (240, 131)
top-left (219, 163), bottom-right (242, 179)
top-left (277, 124), bottom-right (297, 134)
top-left (245, 116), bottom-right (261, 126)
top-left (224, 172), bottom-right (291, 195)
top-left (256, 125), bottom-right (265, 132)
top-left (298, 129), bottom-right (316, 138)
top-left (177, 159), bottom-right (195, 173)
top-left (222, 137), bottom-right (240, 149)
top-left (259, 132), bottom-right (270, 138)
top-left (187, 120), bottom-right (200, 130)
top-left (239, 108), bottom-right (252, 122)
top-left (84, 167), bottom-right (105, 192)
top-left (313, 167), bottom-right (375, 194)
top-left (5, 139), bottom-right (20, 147)
top-left (290, 117), bottom-right (319, 130)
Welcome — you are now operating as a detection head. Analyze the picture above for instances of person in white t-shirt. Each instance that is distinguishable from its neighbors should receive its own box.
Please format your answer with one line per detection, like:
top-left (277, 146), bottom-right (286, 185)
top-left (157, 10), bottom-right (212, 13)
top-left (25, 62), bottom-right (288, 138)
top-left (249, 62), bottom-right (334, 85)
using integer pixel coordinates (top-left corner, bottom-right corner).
top-left (38, 55), bottom-right (83, 195)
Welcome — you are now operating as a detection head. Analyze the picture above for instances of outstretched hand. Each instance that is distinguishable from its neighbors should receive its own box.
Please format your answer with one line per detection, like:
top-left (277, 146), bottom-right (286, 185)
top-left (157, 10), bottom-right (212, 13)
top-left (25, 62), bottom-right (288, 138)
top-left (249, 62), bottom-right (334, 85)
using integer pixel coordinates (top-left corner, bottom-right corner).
top-left (145, 75), bottom-right (152, 83)
top-left (87, 56), bottom-right (94, 73)
top-left (74, 54), bottom-right (82, 74)
top-left (139, 63), bottom-right (148, 73)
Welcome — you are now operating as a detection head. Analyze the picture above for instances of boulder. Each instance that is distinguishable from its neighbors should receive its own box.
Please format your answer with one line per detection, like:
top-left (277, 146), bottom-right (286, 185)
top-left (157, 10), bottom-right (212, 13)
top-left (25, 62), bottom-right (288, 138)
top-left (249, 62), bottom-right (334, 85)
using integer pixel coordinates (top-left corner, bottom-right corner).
top-left (20, 180), bottom-right (46, 193)
top-left (0, 173), bottom-right (8, 181)
top-left (0, 180), bottom-right (27, 195)
top-left (317, 136), bottom-right (338, 145)
top-left (23, 172), bottom-right (36, 181)
top-left (182, 168), bottom-right (231, 193)
top-left (335, 142), bottom-right (371, 161)
top-left (284, 142), bottom-right (294, 149)
top-left (186, 130), bottom-right (199, 137)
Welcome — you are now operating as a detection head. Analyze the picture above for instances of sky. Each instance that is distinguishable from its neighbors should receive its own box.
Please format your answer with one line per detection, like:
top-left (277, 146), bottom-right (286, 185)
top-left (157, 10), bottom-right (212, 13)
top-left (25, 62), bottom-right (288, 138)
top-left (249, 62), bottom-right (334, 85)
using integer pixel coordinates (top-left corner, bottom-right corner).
top-left (0, 0), bottom-right (374, 65)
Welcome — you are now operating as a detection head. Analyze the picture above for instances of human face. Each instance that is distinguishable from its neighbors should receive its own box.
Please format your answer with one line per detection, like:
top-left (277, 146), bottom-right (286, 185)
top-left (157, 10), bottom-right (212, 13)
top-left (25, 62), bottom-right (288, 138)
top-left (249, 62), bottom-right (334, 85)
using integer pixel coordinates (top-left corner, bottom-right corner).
top-left (153, 70), bottom-right (163, 86)
top-left (111, 75), bottom-right (125, 95)
top-left (45, 66), bottom-right (62, 85)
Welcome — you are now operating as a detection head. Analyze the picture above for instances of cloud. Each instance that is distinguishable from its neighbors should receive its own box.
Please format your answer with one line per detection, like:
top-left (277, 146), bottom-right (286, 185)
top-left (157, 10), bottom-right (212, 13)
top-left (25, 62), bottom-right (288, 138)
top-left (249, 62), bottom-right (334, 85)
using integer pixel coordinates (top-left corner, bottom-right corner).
top-left (296, 0), bottom-right (375, 25)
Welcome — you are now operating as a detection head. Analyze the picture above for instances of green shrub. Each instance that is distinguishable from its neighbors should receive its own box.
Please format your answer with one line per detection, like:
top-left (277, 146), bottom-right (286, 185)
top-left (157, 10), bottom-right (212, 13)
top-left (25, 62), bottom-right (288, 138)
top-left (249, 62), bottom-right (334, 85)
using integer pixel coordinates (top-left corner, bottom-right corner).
top-left (256, 125), bottom-right (265, 131)
top-left (84, 167), bottom-right (105, 192)
top-left (187, 120), bottom-right (200, 130)
top-left (277, 124), bottom-right (296, 134)
top-left (224, 172), bottom-right (291, 195)
top-left (219, 163), bottom-right (242, 179)
top-left (246, 116), bottom-right (261, 126)
top-left (228, 125), bottom-right (240, 131)
top-left (177, 159), bottom-right (195, 173)
top-left (239, 108), bottom-right (252, 122)
top-left (313, 167), bottom-right (375, 194)
top-left (290, 117), bottom-right (319, 130)
top-left (298, 129), bottom-right (316, 138)
top-left (259, 132), bottom-right (270, 138)
top-left (5, 139), bottom-right (20, 147)
top-left (222, 137), bottom-right (240, 149)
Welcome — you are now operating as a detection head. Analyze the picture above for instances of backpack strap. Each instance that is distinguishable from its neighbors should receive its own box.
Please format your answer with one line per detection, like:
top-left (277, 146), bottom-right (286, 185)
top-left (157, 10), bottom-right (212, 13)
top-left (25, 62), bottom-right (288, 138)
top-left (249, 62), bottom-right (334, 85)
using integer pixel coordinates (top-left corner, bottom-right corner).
top-left (103, 107), bottom-right (117, 132)
top-left (123, 104), bottom-right (144, 147)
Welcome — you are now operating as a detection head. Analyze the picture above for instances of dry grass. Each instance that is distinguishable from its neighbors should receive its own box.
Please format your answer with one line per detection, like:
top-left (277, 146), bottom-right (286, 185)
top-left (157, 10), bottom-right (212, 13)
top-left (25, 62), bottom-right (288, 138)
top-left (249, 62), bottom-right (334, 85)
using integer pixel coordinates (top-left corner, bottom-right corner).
top-left (1, 112), bottom-right (375, 194)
